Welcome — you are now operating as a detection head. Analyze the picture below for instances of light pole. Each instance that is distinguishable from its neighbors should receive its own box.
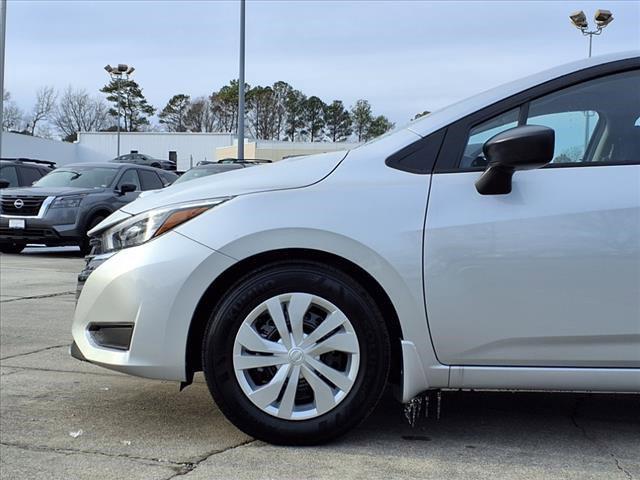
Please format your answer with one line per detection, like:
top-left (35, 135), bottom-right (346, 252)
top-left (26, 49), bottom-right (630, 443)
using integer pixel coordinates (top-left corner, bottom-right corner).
top-left (237, 0), bottom-right (245, 160)
top-left (569, 9), bottom-right (614, 58)
top-left (0, 0), bottom-right (7, 158)
top-left (104, 64), bottom-right (135, 158)
top-left (569, 9), bottom-right (613, 152)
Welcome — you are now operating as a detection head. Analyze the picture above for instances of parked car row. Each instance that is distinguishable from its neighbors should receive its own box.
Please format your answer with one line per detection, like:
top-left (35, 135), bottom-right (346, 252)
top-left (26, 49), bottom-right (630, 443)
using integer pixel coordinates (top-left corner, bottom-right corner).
top-left (0, 156), bottom-right (271, 253)
top-left (0, 163), bottom-right (178, 254)
top-left (111, 153), bottom-right (177, 171)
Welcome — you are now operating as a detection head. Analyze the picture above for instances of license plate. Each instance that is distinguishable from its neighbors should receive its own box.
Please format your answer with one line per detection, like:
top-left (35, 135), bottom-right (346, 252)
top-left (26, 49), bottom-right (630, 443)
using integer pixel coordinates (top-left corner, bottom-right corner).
top-left (8, 219), bottom-right (25, 229)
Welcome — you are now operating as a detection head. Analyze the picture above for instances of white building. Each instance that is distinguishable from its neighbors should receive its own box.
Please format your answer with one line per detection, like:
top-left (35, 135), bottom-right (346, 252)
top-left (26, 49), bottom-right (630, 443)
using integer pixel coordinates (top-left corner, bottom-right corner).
top-left (76, 132), bottom-right (235, 171)
top-left (1, 131), bottom-right (360, 171)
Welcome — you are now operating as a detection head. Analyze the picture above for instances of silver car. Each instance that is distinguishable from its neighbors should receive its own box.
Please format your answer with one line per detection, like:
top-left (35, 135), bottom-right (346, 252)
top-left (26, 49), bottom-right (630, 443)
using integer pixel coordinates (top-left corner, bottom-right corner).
top-left (72, 51), bottom-right (640, 445)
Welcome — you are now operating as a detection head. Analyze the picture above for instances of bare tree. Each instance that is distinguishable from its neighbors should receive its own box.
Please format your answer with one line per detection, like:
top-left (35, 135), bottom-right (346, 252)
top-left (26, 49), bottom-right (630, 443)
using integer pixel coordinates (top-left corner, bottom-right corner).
top-left (2, 90), bottom-right (24, 132)
top-left (27, 86), bottom-right (57, 136)
top-left (53, 86), bottom-right (110, 142)
top-left (185, 96), bottom-right (216, 132)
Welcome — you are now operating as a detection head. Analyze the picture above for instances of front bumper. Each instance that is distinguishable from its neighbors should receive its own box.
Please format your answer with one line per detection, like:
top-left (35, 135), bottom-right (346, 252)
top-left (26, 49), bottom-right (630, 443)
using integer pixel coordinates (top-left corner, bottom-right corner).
top-left (71, 231), bottom-right (236, 380)
top-left (0, 216), bottom-right (82, 245)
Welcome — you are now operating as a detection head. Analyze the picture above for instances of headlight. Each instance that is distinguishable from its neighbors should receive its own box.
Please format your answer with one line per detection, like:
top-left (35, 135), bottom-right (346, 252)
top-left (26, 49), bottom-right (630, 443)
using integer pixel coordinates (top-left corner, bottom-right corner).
top-left (100, 198), bottom-right (230, 252)
top-left (51, 195), bottom-right (85, 209)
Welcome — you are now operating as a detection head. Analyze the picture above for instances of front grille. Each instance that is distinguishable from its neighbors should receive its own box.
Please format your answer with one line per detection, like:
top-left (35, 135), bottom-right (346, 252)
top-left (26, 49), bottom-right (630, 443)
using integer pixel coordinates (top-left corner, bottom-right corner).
top-left (0, 195), bottom-right (46, 216)
top-left (0, 227), bottom-right (58, 239)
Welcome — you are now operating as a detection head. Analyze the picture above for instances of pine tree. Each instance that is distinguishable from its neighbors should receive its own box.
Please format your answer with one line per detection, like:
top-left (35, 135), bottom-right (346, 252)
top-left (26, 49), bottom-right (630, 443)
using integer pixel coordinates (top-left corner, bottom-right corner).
top-left (304, 96), bottom-right (326, 142)
top-left (158, 94), bottom-right (191, 132)
top-left (324, 100), bottom-right (352, 142)
top-left (100, 79), bottom-right (155, 132)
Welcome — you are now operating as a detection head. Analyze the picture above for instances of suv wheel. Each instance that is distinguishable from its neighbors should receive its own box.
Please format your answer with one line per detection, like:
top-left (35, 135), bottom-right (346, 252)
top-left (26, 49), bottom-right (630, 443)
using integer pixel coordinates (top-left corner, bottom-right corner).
top-left (202, 261), bottom-right (390, 445)
top-left (0, 242), bottom-right (25, 254)
top-left (79, 215), bottom-right (106, 255)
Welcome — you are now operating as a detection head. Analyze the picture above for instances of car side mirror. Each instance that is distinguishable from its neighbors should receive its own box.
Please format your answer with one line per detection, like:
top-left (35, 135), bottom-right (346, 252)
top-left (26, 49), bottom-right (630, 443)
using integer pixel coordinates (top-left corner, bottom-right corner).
top-left (0, 178), bottom-right (10, 189)
top-left (118, 183), bottom-right (137, 195)
top-left (475, 125), bottom-right (555, 195)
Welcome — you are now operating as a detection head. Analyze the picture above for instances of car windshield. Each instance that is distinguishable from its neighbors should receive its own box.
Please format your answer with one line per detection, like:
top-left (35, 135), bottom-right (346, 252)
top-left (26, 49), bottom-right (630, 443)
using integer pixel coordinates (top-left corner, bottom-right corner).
top-left (34, 167), bottom-right (118, 188)
top-left (173, 167), bottom-right (228, 184)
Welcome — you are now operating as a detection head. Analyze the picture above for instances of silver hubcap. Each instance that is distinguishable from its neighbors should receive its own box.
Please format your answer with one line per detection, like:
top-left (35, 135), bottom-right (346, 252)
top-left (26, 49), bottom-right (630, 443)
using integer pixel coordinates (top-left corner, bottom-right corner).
top-left (233, 293), bottom-right (360, 420)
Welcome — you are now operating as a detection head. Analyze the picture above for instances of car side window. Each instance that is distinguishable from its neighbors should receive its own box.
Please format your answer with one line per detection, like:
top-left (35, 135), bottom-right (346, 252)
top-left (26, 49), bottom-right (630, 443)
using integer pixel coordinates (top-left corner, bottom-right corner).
top-left (460, 109), bottom-right (519, 168)
top-left (457, 69), bottom-right (639, 169)
top-left (117, 169), bottom-right (141, 191)
top-left (20, 166), bottom-right (43, 185)
top-left (526, 70), bottom-right (639, 165)
top-left (138, 170), bottom-right (163, 191)
top-left (0, 166), bottom-right (19, 186)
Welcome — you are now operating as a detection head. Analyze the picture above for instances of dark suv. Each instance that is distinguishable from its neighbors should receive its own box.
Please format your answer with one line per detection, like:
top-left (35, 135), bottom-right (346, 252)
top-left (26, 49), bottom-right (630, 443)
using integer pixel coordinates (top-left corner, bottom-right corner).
top-left (111, 153), bottom-right (176, 171)
top-left (0, 163), bottom-right (177, 254)
top-left (0, 158), bottom-right (55, 188)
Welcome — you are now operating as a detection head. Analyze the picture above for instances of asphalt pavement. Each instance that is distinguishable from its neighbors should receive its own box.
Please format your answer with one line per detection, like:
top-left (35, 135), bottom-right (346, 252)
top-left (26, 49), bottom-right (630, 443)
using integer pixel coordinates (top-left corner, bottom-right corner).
top-left (1, 248), bottom-right (638, 479)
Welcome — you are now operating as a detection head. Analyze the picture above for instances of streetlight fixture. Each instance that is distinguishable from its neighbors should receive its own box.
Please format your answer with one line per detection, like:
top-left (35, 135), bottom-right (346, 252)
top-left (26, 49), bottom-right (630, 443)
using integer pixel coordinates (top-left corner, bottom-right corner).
top-left (104, 63), bottom-right (135, 157)
top-left (569, 9), bottom-right (614, 58)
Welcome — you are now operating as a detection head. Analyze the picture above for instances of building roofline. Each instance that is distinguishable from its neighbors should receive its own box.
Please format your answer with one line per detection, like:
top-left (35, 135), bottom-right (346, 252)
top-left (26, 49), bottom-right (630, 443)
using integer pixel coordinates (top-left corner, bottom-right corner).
top-left (77, 131), bottom-right (236, 136)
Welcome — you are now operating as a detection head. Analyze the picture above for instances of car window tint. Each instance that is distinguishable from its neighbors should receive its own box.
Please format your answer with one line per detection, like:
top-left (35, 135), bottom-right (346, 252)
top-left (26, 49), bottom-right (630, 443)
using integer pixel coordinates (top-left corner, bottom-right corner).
top-left (527, 111), bottom-right (599, 163)
top-left (460, 108), bottom-right (519, 168)
top-left (0, 166), bottom-right (19, 186)
top-left (527, 70), bottom-right (639, 165)
top-left (159, 171), bottom-right (176, 185)
top-left (118, 169), bottom-right (141, 190)
top-left (138, 170), bottom-right (163, 190)
top-left (20, 166), bottom-right (43, 185)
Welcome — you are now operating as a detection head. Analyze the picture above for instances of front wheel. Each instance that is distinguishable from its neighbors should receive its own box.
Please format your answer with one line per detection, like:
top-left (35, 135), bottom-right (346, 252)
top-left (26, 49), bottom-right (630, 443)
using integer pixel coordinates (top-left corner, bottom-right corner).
top-left (202, 261), bottom-right (390, 445)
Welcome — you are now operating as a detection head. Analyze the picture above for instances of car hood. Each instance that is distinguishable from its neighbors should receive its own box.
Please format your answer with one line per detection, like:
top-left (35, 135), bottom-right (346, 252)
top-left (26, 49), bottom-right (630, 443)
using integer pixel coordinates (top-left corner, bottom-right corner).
top-left (120, 150), bottom-right (348, 215)
top-left (0, 186), bottom-right (105, 197)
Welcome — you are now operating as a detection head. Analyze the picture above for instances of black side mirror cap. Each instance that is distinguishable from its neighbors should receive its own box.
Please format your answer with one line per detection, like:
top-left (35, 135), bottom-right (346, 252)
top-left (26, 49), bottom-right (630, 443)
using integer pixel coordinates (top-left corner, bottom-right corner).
top-left (118, 183), bottom-right (137, 194)
top-left (475, 125), bottom-right (555, 195)
top-left (0, 178), bottom-right (10, 189)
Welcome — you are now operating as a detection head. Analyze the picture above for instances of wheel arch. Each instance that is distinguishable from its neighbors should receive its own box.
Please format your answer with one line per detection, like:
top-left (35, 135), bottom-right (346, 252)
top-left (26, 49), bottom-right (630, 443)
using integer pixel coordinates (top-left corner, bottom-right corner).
top-left (81, 206), bottom-right (113, 230)
top-left (185, 248), bottom-right (404, 386)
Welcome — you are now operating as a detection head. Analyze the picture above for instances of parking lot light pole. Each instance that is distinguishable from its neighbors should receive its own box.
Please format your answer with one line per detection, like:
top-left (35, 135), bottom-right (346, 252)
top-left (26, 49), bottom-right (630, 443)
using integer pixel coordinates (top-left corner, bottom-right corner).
top-left (569, 9), bottom-right (614, 59)
top-left (237, 0), bottom-right (245, 161)
top-left (0, 0), bottom-right (7, 158)
top-left (104, 64), bottom-right (135, 158)
top-left (569, 9), bottom-right (613, 152)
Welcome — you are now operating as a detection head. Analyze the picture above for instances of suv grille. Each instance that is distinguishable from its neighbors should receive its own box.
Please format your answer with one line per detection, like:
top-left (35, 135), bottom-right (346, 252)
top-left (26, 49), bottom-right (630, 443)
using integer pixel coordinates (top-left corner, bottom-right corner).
top-left (0, 195), bottom-right (46, 216)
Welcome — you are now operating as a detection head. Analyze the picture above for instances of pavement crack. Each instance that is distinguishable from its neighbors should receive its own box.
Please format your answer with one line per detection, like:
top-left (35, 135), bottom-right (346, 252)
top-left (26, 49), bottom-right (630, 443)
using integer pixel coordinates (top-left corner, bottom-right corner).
top-left (612, 455), bottom-right (634, 480)
top-left (163, 439), bottom-right (257, 478)
top-left (0, 291), bottom-right (76, 303)
top-left (0, 343), bottom-right (70, 361)
top-left (570, 401), bottom-right (633, 480)
top-left (0, 441), bottom-right (184, 467)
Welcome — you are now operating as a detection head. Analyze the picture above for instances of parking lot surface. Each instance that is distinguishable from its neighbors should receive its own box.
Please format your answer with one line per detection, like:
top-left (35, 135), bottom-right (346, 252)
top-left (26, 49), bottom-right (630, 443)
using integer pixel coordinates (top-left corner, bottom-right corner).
top-left (1, 248), bottom-right (638, 479)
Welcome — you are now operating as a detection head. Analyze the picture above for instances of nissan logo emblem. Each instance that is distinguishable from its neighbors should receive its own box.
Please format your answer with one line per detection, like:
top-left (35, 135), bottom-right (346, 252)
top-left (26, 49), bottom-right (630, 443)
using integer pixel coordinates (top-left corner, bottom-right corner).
top-left (13, 199), bottom-right (24, 209)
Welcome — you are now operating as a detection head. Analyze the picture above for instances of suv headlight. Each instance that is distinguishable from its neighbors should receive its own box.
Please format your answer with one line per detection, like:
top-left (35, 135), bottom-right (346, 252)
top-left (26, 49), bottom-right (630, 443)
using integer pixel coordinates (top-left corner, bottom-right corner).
top-left (51, 195), bottom-right (86, 209)
top-left (99, 198), bottom-right (230, 252)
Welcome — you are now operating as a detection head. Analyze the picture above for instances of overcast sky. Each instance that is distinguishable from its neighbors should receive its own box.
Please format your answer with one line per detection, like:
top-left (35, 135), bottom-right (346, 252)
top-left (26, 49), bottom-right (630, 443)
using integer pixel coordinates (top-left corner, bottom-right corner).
top-left (4, 0), bottom-right (639, 125)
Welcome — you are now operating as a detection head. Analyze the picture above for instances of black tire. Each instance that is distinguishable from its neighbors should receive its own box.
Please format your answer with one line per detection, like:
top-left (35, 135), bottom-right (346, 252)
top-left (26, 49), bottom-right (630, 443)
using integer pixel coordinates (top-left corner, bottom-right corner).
top-left (201, 260), bottom-right (390, 445)
top-left (79, 215), bottom-right (106, 255)
top-left (0, 242), bottom-right (25, 254)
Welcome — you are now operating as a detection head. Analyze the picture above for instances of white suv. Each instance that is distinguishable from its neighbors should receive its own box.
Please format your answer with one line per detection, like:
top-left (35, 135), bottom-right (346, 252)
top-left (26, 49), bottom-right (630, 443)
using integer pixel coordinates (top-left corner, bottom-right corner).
top-left (72, 51), bottom-right (640, 445)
